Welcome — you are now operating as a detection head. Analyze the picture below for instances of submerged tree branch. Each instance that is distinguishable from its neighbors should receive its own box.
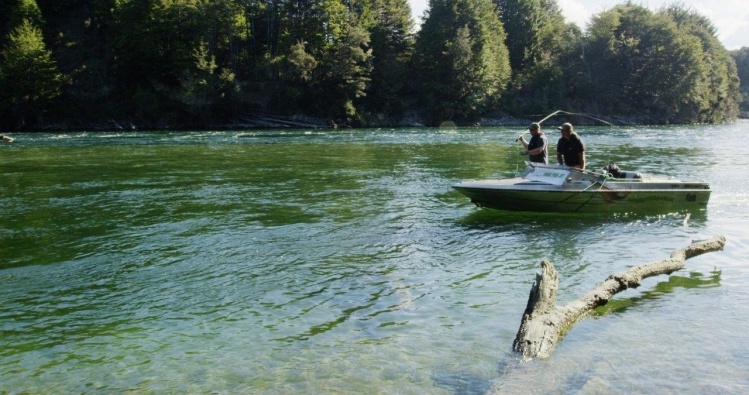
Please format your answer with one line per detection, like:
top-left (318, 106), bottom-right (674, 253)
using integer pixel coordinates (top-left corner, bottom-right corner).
top-left (513, 235), bottom-right (727, 360)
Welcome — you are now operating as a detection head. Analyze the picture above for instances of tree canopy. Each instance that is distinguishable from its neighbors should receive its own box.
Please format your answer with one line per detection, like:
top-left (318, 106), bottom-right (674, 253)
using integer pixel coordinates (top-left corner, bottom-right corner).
top-left (495, 0), bottom-right (579, 114)
top-left (0, 0), bottom-right (743, 129)
top-left (412, 0), bottom-right (511, 124)
top-left (582, 2), bottom-right (740, 123)
top-left (0, 3), bottom-right (65, 128)
top-left (731, 47), bottom-right (749, 118)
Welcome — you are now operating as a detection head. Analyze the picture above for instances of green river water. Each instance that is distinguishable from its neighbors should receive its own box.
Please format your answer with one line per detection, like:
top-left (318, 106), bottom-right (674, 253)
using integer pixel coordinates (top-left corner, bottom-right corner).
top-left (1, 123), bottom-right (748, 393)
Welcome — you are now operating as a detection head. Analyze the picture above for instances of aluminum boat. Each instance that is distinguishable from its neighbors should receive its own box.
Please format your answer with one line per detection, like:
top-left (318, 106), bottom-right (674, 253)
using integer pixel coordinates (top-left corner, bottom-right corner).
top-left (453, 163), bottom-right (711, 213)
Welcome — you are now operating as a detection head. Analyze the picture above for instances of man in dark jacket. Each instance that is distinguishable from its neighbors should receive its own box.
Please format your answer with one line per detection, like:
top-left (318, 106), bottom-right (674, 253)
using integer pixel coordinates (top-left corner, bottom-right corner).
top-left (556, 123), bottom-right (585, 169)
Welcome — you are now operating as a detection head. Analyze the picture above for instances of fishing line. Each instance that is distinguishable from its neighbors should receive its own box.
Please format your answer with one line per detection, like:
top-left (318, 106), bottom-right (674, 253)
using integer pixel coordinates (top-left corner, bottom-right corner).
top-left (572, 173), bottom-right (612, 212)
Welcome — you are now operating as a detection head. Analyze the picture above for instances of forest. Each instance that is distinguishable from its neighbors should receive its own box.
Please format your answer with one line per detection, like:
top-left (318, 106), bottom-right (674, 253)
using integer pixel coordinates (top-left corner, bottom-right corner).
top-left (1, 0), bottom-right (748, 130)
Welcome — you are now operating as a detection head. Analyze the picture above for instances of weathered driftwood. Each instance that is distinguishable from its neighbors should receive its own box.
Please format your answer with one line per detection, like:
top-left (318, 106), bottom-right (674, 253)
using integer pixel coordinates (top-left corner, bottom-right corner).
top-left (513, 235), bottom-right (726, 360)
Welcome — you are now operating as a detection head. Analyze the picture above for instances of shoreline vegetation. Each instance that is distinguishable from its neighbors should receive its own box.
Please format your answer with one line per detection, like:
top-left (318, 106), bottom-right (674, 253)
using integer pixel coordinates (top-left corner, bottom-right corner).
top-left (76, 110), bottom-right (744, 132)
top-left (29, 111), bottom-right (670, 132)
top-left (15, 110), bottom-right (747, 133)
top-left (1, 0), bottom-right (748, 131)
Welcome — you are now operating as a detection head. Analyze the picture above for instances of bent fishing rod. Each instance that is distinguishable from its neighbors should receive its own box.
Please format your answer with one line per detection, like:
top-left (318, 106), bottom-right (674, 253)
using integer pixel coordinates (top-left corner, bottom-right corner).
top-left (516, 109), bottom-right (614, 143)
top-left (536, 109), bottom-right (614, 126)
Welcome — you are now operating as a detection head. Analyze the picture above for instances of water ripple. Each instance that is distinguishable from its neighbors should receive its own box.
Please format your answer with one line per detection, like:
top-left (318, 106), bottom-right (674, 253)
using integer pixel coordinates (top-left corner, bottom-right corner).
top-left (2, 125), bottom-right (749, 393)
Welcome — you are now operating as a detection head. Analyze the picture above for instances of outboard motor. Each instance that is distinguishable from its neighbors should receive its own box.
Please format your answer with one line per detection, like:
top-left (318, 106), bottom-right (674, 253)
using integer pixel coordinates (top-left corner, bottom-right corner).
top-left (604, 164), bottom-right (622, 178)
top-left (604, 164), bottom-right (642, 179)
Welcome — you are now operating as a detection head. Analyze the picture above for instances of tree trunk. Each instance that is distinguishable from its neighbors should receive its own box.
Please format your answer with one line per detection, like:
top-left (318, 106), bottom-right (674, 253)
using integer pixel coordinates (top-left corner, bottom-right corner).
top-left (513, 235), bottom-right (726, 360)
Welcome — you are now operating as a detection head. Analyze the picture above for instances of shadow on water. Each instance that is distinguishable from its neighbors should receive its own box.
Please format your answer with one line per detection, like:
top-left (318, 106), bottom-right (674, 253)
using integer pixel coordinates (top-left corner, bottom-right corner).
top-left (593, 268), bottom-right (722, 316)
top-left (494, 357), bottom-right (600, 395)
top-left (438, 352), bottom-right (601, 395)
top-left (430, 344), bottom-right (602, 395)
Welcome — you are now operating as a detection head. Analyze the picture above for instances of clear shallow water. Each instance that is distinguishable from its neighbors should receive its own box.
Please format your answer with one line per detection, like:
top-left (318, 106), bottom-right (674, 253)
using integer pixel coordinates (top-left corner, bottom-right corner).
top-left (1, 123), bottom-right (748, 393)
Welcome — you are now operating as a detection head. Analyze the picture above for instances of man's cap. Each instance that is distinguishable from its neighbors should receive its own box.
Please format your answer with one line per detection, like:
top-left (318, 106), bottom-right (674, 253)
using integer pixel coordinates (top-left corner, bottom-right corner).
top-left (529, 122), bottom-right (540, 130)
top-left (557, 122), bottom-right (573, 131)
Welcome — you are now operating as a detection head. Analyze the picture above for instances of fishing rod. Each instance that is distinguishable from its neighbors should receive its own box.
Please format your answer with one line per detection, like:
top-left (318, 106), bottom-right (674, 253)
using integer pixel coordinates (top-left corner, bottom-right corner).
top-left (517, 109), bottom-right (613, 141)
top-left (536, 110), bottom-right (614, 126)
top-left (516, 109), bottom-right (613, 142)
top-left (516, 109), bottom-right (614, 167)
top-left (536, 109), bottom-right (563, 125)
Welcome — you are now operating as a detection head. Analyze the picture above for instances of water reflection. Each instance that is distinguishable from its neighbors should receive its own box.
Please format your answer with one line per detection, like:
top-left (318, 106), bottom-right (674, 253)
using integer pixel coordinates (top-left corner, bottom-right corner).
top-left (594, 269), bottom-right (722, 315)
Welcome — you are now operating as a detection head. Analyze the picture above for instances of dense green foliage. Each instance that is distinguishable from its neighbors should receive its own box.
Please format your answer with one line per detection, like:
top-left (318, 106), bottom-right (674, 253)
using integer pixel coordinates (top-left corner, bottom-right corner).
top-left (495, 0), bottom-right (580, 114)
top-left (365, 0), bottom-right (415, 121)
top-left (732, 47), bottom-right (749, 117)
top-left (0, 0), bottom-right (743, 129)
top-left (0, 12), bottom-right (65, 128)
top-left (412, 0), bottom-right (510, 124)
top-left (583, 3), bottom-right (740, 123)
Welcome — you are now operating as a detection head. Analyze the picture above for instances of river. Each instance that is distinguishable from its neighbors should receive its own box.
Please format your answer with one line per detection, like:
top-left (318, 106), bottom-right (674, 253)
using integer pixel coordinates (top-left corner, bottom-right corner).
top-left (1, 122), bottom-right (748, 393)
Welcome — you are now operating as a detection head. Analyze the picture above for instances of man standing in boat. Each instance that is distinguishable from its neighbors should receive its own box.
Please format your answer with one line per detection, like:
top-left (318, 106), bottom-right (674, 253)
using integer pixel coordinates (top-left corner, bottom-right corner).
top-left (517, 122), bottom-right (548, 164)
top-left (556, 122), bottom-right (585, 170)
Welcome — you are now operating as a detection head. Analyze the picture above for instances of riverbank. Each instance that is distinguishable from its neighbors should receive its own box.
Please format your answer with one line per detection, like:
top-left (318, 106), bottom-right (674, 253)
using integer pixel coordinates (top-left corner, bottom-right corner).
top-left (10, 109), bottom-right (747, 132)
